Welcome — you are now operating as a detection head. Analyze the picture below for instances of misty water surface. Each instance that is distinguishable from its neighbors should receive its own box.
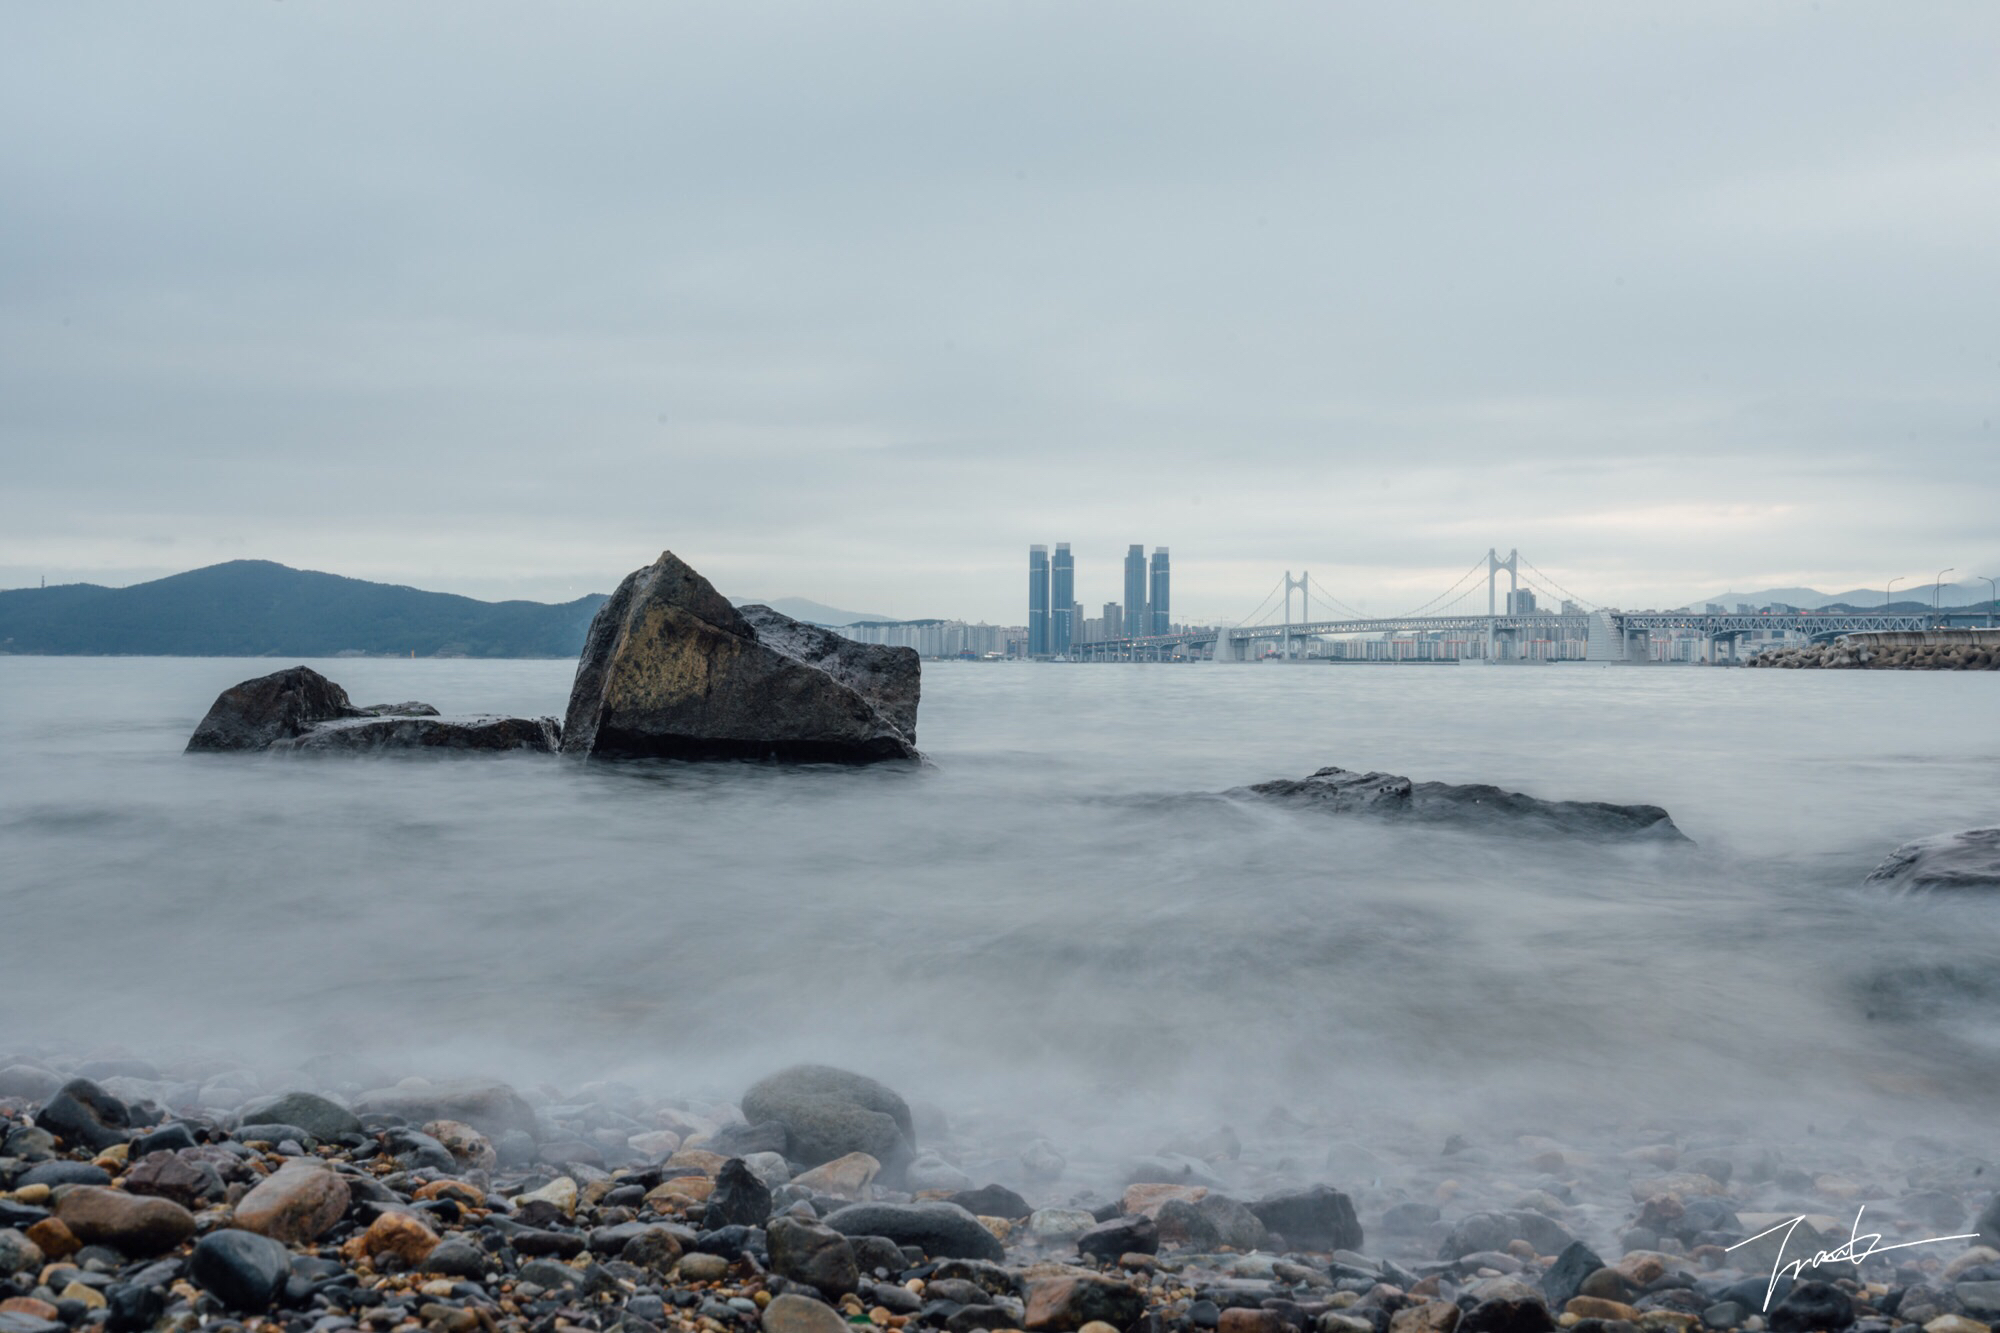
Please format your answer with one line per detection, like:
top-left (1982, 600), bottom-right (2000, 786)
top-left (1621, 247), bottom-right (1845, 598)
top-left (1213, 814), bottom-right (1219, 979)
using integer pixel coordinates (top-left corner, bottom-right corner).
top-left (3, 657), bottom-right (1998, 1160)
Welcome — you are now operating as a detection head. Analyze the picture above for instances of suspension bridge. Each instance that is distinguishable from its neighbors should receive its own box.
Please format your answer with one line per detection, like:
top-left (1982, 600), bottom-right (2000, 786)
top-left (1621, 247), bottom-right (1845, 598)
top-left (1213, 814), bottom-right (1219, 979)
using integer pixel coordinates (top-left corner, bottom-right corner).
top-left (1068, 549), bottom-right (1956, 663)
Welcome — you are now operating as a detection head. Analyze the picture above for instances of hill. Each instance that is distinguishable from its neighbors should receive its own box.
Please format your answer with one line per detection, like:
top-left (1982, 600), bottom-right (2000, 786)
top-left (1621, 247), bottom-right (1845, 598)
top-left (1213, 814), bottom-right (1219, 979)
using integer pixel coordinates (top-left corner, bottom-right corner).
top-left (1695, 581), bottom-right (1990, 610)
top-left (0, 561), bottom-right (608, 657)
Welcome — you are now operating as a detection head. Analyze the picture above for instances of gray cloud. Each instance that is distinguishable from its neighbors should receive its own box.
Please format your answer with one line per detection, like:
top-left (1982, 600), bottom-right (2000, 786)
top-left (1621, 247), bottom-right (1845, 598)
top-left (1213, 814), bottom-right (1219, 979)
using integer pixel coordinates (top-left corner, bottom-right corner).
top-left (3, 1), bottom-right (1996, 623)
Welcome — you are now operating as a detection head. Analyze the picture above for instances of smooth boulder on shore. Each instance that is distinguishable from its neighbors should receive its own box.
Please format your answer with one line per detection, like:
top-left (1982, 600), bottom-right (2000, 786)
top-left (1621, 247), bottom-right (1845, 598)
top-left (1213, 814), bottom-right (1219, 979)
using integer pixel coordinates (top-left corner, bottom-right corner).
top-left (1866, 828), bottom-right (2000, 891)
top-left (560, 551), bottom-right (920, 763)
top-left (822, 1201), bottom-right (1005, 1263)
top-left (740, 1065), bottom-right (915, 1171)
top-left (351, 1078), bottom-right (541, 1141)
top-left (185, 665), bottom-right (559, 754)
top-left (1233, 766), bottom-right (1687, 842)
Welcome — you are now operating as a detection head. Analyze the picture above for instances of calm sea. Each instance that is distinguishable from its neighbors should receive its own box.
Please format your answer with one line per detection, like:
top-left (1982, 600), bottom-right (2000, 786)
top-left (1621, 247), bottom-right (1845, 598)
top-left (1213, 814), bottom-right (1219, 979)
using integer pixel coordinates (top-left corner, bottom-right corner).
top-left (3, 656), bottom-right (1998, 1157)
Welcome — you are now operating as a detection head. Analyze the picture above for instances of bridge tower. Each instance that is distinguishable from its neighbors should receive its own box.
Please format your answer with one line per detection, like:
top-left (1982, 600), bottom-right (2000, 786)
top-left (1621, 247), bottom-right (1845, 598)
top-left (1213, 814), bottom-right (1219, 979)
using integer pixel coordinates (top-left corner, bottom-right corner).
top-left (1283, 571), bottom-right (1309, 661)
top-left (1486, 549), bottom-right (1518, 662)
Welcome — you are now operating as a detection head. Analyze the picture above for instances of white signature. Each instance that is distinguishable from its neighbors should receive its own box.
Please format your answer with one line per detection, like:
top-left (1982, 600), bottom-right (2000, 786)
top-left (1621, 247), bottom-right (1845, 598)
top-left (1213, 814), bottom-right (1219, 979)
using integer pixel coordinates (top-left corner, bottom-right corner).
top-left (1724, 1207), bottom-right (1980, 1310)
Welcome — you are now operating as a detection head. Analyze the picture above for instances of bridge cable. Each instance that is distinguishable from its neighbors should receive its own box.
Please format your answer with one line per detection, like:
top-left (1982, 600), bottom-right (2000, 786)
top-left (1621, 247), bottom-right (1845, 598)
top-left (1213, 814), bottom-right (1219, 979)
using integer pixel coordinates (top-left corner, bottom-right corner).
top-left (1306, 583), bottom-right (1371, 621)
top-left (1518, 557), bottom-right (1599, 612)
top-left (1384, 556), bottom-right (1491, 621)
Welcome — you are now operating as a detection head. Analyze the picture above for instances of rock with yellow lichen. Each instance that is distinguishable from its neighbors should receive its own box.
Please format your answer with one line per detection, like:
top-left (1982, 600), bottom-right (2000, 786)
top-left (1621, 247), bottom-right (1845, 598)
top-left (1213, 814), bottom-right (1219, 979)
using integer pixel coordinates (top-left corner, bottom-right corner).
top-left (561, 550), bottom-right (921, 764)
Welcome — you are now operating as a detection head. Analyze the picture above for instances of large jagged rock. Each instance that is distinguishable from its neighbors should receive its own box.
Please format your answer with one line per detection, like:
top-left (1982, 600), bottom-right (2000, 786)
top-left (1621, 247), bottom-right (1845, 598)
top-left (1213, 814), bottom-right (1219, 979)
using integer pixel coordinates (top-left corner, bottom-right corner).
top-left (1232, 766), bottom-right (1687, 842)
top-left (185, 666), bottom-right (557, 754)
top-left (1866, 828), bottom-right (2000, 891)
top-left (560, 551), bottom-right (920, 763)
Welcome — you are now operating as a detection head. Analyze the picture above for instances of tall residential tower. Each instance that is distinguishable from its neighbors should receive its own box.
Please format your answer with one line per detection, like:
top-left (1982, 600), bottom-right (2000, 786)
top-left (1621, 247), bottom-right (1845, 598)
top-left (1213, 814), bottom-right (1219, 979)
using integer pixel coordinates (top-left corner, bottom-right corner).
top-left (1123, 545), bottom-right (1148, 638)
top-left (1149, 547), bottom-right (1170, 634)
top-left (1028, 545), bottom-right (1050, 656)
top-left (1051, 543), bottom-right (1075, 655)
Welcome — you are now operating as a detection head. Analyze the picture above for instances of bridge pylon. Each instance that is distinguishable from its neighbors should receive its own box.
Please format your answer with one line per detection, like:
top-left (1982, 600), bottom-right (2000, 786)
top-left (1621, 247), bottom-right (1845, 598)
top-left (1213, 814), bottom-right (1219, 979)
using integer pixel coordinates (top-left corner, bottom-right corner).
top-left (1486, 549), bottom-right (1518, 662)
top-left (1282, 571), bottom-right (1310, 661)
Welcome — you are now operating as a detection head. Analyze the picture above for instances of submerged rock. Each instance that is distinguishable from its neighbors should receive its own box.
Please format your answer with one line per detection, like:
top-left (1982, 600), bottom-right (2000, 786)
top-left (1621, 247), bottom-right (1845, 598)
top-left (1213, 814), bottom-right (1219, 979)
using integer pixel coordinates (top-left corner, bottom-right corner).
top-left (185, 665), bottom-right (556, 754)
top-left (560, 550), bottom-right (920, 763)
top-left (185, 665), bottom-right (371, 751)
top-left (278, 714), bottom-right (560, 753)
top-left (1232, 766), bottom-right (1687, 842)
top-left (1866, 828), bottom-right (2000, 891)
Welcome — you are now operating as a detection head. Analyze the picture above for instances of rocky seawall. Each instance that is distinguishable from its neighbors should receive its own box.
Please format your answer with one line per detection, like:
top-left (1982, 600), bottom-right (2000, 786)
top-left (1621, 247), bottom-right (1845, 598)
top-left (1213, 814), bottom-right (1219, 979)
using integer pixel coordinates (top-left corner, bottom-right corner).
top-left (6, 1055), bottom-right (2000, 1333)
top-left (1750, 629), bottom-right (2000, 670)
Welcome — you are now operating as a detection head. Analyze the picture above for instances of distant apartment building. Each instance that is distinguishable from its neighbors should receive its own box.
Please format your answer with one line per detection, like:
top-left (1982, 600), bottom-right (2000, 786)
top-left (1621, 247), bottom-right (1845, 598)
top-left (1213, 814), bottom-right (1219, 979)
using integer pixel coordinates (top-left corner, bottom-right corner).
top-left (1028, 545), bottom-right (1050, 657)
top-left (841, 619), bottom-right (1019, 658)
top-left (1051, 543), bottom-right (1075, 655)
top-left (1505, 588), bottom-right (1538, 615)
top-left (1149, 548), bottom-right (1171, 635)
top-left (1124, 545), bottom-right (1148, 637)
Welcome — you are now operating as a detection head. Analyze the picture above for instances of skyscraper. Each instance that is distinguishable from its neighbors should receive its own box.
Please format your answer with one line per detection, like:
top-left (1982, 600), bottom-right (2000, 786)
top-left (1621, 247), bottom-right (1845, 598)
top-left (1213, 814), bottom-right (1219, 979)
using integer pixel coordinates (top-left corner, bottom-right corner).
top-left (1149, 547), bottom-right (1171, 635)
top-left (1124, 545), bottom-right (1147, 638)
top-left (1051, 543), bottom-right (1075, 655)
top-left (1028, 545), bottom-right (1050, 656)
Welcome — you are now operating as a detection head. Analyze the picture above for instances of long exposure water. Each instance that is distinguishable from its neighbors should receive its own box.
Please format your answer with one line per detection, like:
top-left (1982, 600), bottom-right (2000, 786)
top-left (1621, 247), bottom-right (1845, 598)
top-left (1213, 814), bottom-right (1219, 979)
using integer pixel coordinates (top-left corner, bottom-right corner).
top-left (4, 656), bottom-right (2000, 1180)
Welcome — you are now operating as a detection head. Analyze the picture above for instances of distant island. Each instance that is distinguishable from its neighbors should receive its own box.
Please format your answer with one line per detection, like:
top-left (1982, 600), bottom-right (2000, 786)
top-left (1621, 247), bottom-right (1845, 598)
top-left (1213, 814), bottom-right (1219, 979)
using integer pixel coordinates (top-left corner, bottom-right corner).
top-left (0, 561), bottom-right (609, 658)
top-left (0, 561), bottom-right (905, 657)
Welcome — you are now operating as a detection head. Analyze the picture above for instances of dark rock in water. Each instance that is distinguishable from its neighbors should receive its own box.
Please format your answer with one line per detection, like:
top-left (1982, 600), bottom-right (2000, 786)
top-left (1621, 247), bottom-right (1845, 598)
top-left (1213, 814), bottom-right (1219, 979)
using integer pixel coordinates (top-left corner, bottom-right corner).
top-left (851, 1234), bottom-right (910, 1276)
top-left (559, 551), bottom-right (921, 764)
top-left (707, 1158), bottom-right (774, 1229)
top-left (1540, 1241), bottom-right (1604, 1307)
top-left (34, 1078), bottom-right (132, 1150)
top-left (1460, 1295), bottom-right (1556, 1333)
top-left (1866, 828), bottom-right (2000, 891)
top-left (188, 1228), bottom-right (292, 1311)
top-left (185, 664), bottom-right (554, 754)
top-left (124, 1149), bottom-right (226, 1207)
top-left (0, 1228), bottom-right (44, 1275)
top-left (384, 1128), bottom-right (458, 1173)
top-left (237, 1092), bottom-right (362, 1142)
top-left (740, 1065), bottom-right (915, 1171)
top-left (0, 1200), bottom-right (50, 1229)
top-left (694, 1224), bottom-right (766, 1262)
top-left (948, 1184), bottom-right (1032, 1222)
top-left (823, 1202), bottom-right (1004, 1263)
top-left (1440, 1210), bottom-right (1573, 1261)
top-left (17, 1161), bottom-right (110, 1189)
top-left (103, 1282), bottom-right (165, 1333)
top-left (1769, 1280), bottom-right (1855, 1333)
top-left (1076, 1213), bottom-right (1158, 1263)
top-left (186, 666), bottom-right (366, 751)
top-left (1978, 1192), bottom-right (2000, 1250)
top-left (233, 1122), bottom-right (318, 1146)
top-left (2, 1124), bottom-right (56, 1161)
top-left (1248, 1185), bottom-right (1362, 1252)
top-left (420, 1238), bottom-right (489, 1279)
top-left (351, 1078), bottom-right (539, 1140)
top-left (1233, 767), bottom-right (1688, 842)
top-left (707, 1121), bottom-right (790, 1158)
top-left (767, 1216), bottom-right (859, 1298)
top-left (128, 1122), bottom-right (198, 1158)
top-left (1384, 1201), bottom-right (1443, 1235)
top-left (281, 714), bottom-right (561, 753)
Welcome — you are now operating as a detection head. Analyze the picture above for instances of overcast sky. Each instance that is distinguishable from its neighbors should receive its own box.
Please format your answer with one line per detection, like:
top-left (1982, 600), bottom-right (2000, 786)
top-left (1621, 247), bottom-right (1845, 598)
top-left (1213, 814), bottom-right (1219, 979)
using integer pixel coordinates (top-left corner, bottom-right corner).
top-left (4, 3), bottom-right (1997, 624)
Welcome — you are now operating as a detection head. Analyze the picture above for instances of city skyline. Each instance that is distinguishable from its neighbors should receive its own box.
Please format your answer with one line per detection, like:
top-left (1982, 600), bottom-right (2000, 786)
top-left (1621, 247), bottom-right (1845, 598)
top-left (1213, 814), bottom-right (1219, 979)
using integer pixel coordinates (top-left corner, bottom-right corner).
top-left (1029, 541), bottom-right (1174, 655)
